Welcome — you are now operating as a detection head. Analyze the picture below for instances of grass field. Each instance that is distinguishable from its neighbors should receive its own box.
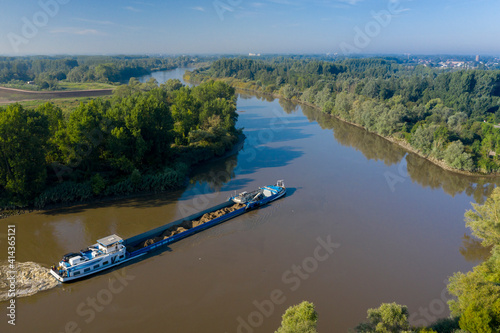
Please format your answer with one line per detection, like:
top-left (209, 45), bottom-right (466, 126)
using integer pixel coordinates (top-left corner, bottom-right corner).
top-left (0, 85), bottom-right (114, 105)
top-left (1, 81), bottom-right (116, 91)
top-left (57, 81), bottom-right (116, 90)
top-left (12, 95), bottom-right (113, 114)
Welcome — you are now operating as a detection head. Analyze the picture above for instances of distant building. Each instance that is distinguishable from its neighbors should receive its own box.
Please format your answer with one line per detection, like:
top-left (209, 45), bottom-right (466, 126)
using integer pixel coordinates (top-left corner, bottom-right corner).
top-left (476, 55), bottom-right (480, 62)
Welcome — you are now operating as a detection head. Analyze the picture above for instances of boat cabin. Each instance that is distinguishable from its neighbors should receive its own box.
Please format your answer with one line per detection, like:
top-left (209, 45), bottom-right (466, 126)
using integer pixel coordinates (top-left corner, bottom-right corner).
top-left (96, 234), bottom-right (124, 254)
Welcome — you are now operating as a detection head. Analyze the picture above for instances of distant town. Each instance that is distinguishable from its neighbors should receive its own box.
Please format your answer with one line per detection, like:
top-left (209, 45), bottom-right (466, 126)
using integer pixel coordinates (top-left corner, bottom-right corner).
top-left (410, 54), bottom-right (500, 69)
top-left (245, 53), bottom-right (500, 70)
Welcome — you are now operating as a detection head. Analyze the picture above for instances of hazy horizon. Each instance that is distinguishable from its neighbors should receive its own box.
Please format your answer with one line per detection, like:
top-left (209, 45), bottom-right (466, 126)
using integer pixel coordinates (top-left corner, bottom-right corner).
top-left (1, 0), bottom-right (500, 56)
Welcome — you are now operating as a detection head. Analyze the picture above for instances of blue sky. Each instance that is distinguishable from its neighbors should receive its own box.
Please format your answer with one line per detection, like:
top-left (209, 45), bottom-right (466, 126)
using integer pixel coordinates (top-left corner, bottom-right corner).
top-left (0, 0), bottom-right (499, 55)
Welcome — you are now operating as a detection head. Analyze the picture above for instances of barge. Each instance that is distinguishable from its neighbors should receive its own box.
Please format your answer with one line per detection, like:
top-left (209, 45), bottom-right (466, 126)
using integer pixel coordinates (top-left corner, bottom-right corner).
top-left (50, 180), bottom-right (286, 282)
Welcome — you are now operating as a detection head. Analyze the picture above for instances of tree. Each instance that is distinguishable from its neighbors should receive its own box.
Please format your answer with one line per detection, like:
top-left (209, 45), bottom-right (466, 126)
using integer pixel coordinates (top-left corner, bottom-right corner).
top-left (448, 269), bottom-right (500, 333)
top-left (355, 302), bottom-right (411, 333)
top-left (35, 102), bottom-right (65, 163)
top-left (465, 186), bottom-right (500, 247)
top-left (447, 112), bottom-right (468, 133)
top-left (447, 188), bottom-right (500, 332)
top-left (411, 125), bottom-right (435, 155)
top-left (171, 87), bottom-right (200, 144)
top-left (0, 104), bottom-right (50, 202)
top-left (375, 104), bottom-right (405, 136)
top-left (161, 78), bottom-right (183, 92)
top-left (334, 92), bottom-right (356, 120)
top-left (91, 173), bottom-right (106, 195)
top-left (443, 141), bottom-right (474, 171)
top-left (281, 84), bottom-right (298, 99)
top-left (275, 301), bottom-right (318, 333)
top-left (63, 99), bottom-right (108, 172)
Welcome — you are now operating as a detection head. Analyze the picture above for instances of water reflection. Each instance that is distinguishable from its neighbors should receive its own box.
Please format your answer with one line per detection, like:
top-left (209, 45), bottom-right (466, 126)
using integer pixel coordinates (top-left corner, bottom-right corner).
top-left (459, 234), bottom-right (492, 263)
top-left (238, 91), bottom-right (500, 203)
top-left (405, 154), bottom-right (498, 203)
top-left (188, 155), bottom-right (240, 193)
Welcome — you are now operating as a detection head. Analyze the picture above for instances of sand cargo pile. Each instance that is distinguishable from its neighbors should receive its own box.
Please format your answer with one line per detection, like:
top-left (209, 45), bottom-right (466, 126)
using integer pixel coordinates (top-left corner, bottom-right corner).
top-left (127, 203), bottom-right (246, 252)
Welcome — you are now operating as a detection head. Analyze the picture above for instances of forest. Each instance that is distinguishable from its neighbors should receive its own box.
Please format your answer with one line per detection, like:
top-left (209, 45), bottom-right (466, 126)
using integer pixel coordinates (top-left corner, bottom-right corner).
top-left (0, 55), bottom-right (212, 89)
top-left (188, 57), bottom-right (500, 173)
top-left (0, 79), bottom-right (240, 208)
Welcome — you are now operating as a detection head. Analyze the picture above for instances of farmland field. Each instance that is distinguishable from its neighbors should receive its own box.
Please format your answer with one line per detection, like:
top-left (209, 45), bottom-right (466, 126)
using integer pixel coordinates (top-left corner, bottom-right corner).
top-left (0, 86), bottom-right (113, 104)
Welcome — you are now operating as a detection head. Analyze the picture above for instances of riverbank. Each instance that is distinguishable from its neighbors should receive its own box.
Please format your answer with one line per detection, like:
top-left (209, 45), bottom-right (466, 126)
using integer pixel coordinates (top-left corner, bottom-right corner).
top-left (0, 78), bottom-right (242, 215)
top-left (0, 133), bottom-right (246, 220)
top-left (186, 73), bottom-right (500, 178)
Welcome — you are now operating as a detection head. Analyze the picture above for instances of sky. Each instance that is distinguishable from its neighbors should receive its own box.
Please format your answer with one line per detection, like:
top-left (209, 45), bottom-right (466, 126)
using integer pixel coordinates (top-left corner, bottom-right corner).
top-left (0, 0), bottom-right (499, 56)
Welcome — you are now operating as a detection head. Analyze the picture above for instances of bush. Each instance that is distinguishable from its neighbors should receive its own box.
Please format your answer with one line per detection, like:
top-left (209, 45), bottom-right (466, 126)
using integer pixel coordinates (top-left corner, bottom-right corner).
top-left (130, 169), bottom-right (142, 186)
top-left (34, 181), bottom-right (93, 208)
top-left (443, 141), bottom-right (474, 171)
top-left (355, 302), bottom-right (411, 333)
top-left (91, 174), bottom-right (106, 195)
top-left (429, 317), bottom-right (460, 333)
top-left (275, 301), bottom-right (318, 333)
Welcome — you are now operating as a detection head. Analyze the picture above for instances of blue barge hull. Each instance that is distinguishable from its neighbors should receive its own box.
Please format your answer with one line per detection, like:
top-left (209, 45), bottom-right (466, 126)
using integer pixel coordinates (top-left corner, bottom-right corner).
top-left (124, 181), bottom-right (286, 258)
top-left (124, 201), bottom-right (245, 257)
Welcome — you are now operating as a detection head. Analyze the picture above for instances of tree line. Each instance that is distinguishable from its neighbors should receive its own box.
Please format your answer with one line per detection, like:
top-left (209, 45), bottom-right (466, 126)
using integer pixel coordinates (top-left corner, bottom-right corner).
top-left (0, 55), bottom-right (212, 89)
top-left (0, 79), bottom-right (240, 208)
top-left (188, 58), bottom-right (500, 173)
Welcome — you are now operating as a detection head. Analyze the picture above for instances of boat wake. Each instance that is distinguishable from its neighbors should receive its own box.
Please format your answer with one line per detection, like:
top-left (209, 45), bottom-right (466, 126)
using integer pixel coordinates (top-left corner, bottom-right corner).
top-left (0, 261), bottom-right (59, 302)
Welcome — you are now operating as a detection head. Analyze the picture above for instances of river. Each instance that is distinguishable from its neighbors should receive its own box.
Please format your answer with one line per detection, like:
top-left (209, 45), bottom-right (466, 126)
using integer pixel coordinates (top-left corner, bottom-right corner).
top-left (1, 68), bottom-right (495, 333)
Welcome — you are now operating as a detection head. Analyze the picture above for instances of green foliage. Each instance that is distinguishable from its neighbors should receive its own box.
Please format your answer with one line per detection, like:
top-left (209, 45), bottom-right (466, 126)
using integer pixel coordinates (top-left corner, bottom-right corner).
top-left (447, 188), bottom-right (500, 332)
top-left (0, 55), bottom-right (209, 86)
top-left (0, 104), bottom-right (50, 204)
top-left (416, 329), bottom-right (437, 333)
top-left (91, 174), bottom-right (106, 195)
top-left (444, 141), bottom-right (474, 171)
top-left (355, 302), bottom-right (411, 333)
top-left (190, 57), bottom-right (500, 173)
top-left (428, 317), bottom-right (460, 333)
top-left (281, 84), bottom-right (299, 99)
top-left (1, 79), bottom-right (239, 208)
top-left (275, 301), bottom-right (318, 333)
top-left (411, 125), bottom-right (436, 155)
top-left (34, 181), bottom-right (93, 208)
top-left (448, 270), bottom-right (500, 333)
top-left (465, 187), bottom-right (500, 247)
top-left (130, 169), bottom-right (141, 186)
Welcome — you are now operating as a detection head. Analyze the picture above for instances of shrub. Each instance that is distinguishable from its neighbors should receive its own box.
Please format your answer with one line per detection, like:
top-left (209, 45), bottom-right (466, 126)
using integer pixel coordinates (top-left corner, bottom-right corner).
top-left (34, 181), bottom-right (93, 208)
top-left (91, 174), bottom-right (106, 195)
top-left (275, 301), bottom-right (318, 333)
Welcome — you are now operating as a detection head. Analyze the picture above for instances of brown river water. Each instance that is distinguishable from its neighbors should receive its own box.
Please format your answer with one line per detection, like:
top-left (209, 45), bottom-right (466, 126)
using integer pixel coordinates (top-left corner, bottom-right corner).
top-left (0, 69), bottom-right (496, 333)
